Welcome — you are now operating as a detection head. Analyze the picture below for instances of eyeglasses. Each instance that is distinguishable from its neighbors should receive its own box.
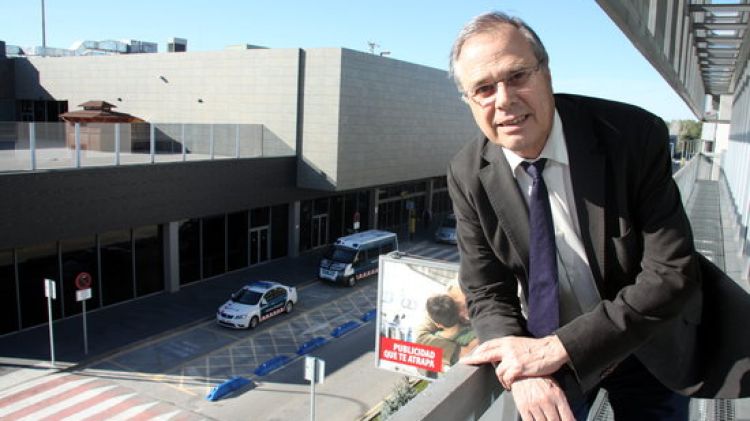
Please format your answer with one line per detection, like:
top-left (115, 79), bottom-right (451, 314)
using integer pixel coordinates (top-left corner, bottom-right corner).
top-left (463, 63), bottom-right (542, 107)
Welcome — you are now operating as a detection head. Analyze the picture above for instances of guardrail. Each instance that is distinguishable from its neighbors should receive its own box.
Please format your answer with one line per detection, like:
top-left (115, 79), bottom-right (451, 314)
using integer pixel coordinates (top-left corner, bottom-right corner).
top-left (0, 121), bottom-right (294, 173)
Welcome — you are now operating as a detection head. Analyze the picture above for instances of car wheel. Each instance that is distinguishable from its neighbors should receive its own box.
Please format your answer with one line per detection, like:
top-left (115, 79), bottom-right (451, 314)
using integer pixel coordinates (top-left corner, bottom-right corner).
top-left (249, 316), bottom-right (259, 329)
top-left (285, 301), bottom-right (294, 313)
top-left (346, 276), bottom-right (356, 287)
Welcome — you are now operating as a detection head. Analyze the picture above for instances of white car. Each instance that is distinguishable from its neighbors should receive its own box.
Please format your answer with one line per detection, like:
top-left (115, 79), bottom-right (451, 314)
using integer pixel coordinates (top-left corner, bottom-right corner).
top-left (216, 281), bottom-right (298, 329)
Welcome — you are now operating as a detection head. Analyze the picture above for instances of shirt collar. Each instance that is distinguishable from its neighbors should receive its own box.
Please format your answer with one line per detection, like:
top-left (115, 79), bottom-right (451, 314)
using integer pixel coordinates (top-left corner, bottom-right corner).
top-left (502, 110), bottom-right (569, 176)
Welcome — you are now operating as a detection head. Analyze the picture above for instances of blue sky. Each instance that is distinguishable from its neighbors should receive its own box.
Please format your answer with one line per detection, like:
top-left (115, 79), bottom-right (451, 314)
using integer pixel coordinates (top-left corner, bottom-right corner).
top-left (2, 0), bottom-right (695, 121)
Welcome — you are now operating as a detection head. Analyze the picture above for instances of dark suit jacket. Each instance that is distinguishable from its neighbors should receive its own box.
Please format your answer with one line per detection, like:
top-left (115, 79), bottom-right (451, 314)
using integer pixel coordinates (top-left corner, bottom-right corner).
top-left (447, 93), bottom-right (749, 398)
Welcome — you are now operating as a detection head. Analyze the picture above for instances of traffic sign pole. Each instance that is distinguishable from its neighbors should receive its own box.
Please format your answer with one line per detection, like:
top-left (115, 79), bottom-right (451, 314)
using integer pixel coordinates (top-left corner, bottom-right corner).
top-left (75, 273), bottom-right (93, 355)
top-left (305, 357), bottom-right (325, 421)
top-left (44, 279), bottom-right (56, 368)
top-left (82, 300), bottom-right (88, 355)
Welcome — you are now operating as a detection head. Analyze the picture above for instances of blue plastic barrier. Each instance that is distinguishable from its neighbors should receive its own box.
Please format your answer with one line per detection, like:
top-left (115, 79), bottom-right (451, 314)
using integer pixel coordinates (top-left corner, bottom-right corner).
top-left (253, 355), bottom-right (292, 376)
top-left (361, 309), bottom-right (377, 323)
top-left (206, 376), bottom-right (251, 401)
top-left (331, 320), bottom-right (361, 338)
top-left (296, 337), bottom-right (328, 355)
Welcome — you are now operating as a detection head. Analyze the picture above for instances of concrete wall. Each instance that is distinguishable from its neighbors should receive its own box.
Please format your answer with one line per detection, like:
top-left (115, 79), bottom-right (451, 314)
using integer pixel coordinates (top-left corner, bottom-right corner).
top-left (298, 48), bottom-right (475, 191)
top-left (338, 49), bottom-right (474, 190)
top-left (298, 48), bottom-right (342, 190)
top-left (14, 49), bottom-right (302, 152)
top-left (0, 157), bottom-right (325, 250)
top-left (727, 64), bottom-right (750, 264)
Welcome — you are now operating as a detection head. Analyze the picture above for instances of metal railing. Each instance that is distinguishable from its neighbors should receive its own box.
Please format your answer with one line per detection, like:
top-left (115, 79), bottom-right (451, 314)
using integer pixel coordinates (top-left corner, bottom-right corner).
top-left (0, 121), bottom-right (294, 173)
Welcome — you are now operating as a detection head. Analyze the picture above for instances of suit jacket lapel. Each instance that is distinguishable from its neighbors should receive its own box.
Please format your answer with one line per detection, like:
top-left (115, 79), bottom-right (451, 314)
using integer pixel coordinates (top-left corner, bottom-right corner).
top-left (556, 96), bottom-right (607, 288)
top-left (479, 142), bottom-right (531, 281)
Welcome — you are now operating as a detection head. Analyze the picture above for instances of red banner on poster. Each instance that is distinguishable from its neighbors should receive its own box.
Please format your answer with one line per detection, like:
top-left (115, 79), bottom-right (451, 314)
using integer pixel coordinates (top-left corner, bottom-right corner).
top-left (379, 337), bottom-right (443, 372)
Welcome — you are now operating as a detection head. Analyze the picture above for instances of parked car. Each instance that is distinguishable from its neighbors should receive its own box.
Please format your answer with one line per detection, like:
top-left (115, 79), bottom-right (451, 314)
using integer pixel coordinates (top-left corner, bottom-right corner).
top-left (434, 213), bottom-right (457, 244)
top-left (216, 281), bottom-right (297, 329)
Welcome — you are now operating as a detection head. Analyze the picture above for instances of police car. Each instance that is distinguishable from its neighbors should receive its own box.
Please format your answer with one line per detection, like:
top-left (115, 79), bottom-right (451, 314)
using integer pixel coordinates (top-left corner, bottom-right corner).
top-left (216, 281), bottom-right (298, 329)
top-left (319, 230), bottom-right (398, 287)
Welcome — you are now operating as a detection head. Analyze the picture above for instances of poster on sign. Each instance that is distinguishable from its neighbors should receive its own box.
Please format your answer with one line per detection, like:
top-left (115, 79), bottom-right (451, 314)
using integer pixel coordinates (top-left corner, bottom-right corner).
top-left (375, 253), bottom-right (478, 380)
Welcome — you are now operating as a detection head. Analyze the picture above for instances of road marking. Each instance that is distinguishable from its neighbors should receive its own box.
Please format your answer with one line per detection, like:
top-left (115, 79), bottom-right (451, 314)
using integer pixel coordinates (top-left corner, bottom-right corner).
top-left (0, 376), bottom-right (97, 417)
top-left (67, 392), bottom-right (137, 420)
top-left (105, 401), bottom-right (159, 421)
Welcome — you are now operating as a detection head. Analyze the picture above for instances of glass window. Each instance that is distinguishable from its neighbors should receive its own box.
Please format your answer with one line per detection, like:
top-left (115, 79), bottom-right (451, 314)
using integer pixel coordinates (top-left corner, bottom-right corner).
top-left (358, 191), bottom-right (370, 231)
top-left (179, 219), bottom-right (201, 285)
top-left (233, 288), bottom-right (262, 305)
top-left (0, 249), bottom-right (19, 335)
top-left (100, 229), bottom-right (134, 306)
top-left (61, 236), bottom-right (99, 317)
top-left (300, 201), bottom-right (312, 252)
top-left (330, 195), bottom-right (344, 240)
top-left (271, 204), bottom-right (288, 259)
top-left (314, 198), bottom-right (329, 215)
top-left (17, 242), bottom-right (61, 329)
top-left (325, 246), bottom-right (357, 263)
top-left (134, 225), bottom-right (164, 297)
top-left (250, 207), bottom-right (270, 228)
top-left (202, 215), bottom-right (226, 278)
top-left (228, 211), bottom-right (249, 271)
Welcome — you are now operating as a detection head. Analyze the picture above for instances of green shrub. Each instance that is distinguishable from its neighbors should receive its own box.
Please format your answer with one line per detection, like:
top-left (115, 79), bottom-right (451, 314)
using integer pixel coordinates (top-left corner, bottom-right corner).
top-left (380, 377), bottom-right (417, 420)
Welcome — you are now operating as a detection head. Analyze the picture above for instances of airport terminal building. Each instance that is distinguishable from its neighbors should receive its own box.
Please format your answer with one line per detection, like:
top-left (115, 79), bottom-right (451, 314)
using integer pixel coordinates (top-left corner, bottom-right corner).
top-left (0, 45), bottom-right (476, 335)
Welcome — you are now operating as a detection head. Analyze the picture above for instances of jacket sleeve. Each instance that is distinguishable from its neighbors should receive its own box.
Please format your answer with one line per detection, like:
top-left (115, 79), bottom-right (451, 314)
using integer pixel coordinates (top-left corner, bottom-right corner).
top-left (556, 114), bottom-right (701, 391)
top-left (447, 160), bottom-right (527, 342)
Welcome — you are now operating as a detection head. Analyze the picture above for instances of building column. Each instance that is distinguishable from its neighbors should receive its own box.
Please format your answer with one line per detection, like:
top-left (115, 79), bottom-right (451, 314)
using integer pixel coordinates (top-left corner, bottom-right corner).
top-left (426, 179), bottom-right (434, 213)
top-left (163, 221), bottom-right (180, 293)
top-left (288, 201), bottom-right (300, 258)
top-left (370, 188), bottom-right (379, 229)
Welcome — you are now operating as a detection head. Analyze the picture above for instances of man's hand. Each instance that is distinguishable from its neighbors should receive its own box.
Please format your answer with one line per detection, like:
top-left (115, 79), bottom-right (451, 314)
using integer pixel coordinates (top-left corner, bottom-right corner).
top-left (511, 377), bottom-right (574, 421)
top-left (459, 335), bottom-right (570, 389)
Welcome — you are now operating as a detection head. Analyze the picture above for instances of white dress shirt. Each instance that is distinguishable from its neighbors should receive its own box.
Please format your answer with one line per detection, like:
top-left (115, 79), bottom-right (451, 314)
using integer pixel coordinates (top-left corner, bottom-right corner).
top-left (502, 111), bottom-right (601, 325)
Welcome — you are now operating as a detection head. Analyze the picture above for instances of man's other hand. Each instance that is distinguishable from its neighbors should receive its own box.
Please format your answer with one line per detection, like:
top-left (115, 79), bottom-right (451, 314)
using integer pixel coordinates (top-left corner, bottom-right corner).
top-left (511, 377), bottom-right (574, 421)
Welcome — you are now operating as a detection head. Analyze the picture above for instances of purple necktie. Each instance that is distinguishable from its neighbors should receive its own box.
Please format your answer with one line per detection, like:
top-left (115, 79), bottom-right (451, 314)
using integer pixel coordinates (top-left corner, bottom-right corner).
top-left (522, 159), bottom-right (559, 337)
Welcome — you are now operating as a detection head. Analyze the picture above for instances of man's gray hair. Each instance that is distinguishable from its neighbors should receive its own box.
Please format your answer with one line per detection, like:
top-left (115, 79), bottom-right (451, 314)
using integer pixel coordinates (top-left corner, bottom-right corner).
top-left (449, 11), bottom-right (549, 92)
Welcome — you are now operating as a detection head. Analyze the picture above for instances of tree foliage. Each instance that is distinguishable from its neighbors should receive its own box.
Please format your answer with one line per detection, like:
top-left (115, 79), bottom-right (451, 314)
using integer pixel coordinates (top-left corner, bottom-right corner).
top-left (676, 120), bottom-right (702, 141)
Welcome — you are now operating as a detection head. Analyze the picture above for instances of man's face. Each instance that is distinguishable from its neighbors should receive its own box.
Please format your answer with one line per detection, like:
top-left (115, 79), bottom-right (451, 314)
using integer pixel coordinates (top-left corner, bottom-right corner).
top-left (454, 25), bottom-right (555, 159)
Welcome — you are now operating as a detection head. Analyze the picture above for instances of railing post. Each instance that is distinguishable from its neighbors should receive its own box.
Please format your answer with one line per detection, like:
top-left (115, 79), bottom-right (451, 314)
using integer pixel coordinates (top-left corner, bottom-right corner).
top-left (210, 125), bottom-right (215, 160)
top-left (75, 122), bottom-right (81, 168)
top-left (181, 124), bottom-right (186, 162)
top-left (114, 123), bottom-right (121, 166)
top-left (29, 122), bottom-right (37, 171)
top-left (149, 123), bottom-right (155, 164)
top-left (235, 124), bottom-right (240, 158)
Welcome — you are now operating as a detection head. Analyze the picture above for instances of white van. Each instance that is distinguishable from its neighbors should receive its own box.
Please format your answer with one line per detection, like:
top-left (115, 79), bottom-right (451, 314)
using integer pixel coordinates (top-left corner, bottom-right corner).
top-left (319, 230), bottom-right (398, 287)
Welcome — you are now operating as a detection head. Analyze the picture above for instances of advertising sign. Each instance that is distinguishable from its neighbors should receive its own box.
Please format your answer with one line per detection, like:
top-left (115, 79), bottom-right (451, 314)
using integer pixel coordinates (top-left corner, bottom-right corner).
top-left (376, 253), bottom-right (478, 380)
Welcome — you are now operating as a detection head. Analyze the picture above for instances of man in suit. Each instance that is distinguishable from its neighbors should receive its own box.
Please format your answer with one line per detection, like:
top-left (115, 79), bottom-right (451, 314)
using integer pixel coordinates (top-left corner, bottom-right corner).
top-left (447, 12), bottom-right (704, 420)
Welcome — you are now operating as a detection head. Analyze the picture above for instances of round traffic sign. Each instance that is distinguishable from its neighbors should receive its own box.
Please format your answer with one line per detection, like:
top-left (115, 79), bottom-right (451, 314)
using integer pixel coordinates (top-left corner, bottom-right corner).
top-left (74, 272), bottom-right (93, 290)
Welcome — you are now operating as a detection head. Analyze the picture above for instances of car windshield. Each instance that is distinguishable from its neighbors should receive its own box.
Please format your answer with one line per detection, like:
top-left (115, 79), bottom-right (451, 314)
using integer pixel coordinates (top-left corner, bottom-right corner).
top-left (324, 245), bottom-right (357, 263)
top-left (441, 217), bottom-right (457, 229)
top-left (233, 288), bottom-right (263, 305)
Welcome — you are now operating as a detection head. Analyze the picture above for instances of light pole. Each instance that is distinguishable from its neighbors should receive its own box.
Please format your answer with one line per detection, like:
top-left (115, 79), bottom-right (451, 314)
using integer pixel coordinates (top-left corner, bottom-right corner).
top-left (41, 0), bottom-right (46, 54)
